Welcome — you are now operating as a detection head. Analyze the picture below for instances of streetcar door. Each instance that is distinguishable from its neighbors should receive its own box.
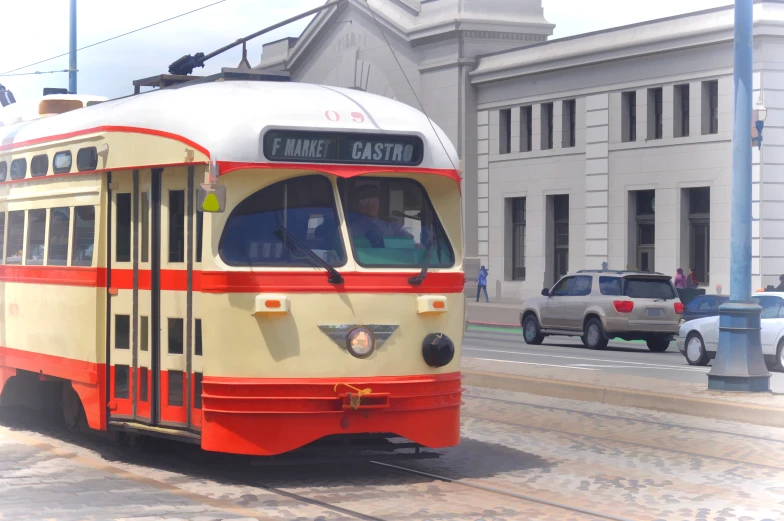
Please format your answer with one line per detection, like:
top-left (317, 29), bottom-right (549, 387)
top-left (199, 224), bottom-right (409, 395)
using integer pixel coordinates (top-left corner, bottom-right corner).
top-left (157, 167), bottom-right (200, 430)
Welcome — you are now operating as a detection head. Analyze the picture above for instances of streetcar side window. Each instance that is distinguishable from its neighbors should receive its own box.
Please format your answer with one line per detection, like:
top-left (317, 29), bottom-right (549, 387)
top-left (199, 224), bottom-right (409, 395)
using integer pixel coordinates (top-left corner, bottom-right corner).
top-left (0, 213), bottom-right (5, 263)
top-left (77, 146), bottom-right (98, 171)
top-left (26, 209), bottom-right (46, 265)
top-left (72, 206), bottom-right (96, 266)
top-left (10, 158), bottom-right (27, 180)
top-left (48, 207), bottom-right (70, 266)
top-left (53, 151), bottom-right (72, 174)
top-left (219, 175), bottom-right (346, 267)
top-left (116, 193), bottom-right (131, 263)
top-left (5, 211), bottom-right (24, 264)
top-left (30, 154), bottom-right (49, 177)
top-left (168, 190), bottom-right (185, 263)
top-left (195, 210), bottom-right (203, 263)
top-left (0, 161), bottom-right (7, 182)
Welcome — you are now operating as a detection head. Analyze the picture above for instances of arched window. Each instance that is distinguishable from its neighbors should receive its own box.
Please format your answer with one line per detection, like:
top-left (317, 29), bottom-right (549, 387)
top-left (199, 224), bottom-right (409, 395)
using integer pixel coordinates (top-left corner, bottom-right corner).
top-left (219, 175), bottom-right (346, 267)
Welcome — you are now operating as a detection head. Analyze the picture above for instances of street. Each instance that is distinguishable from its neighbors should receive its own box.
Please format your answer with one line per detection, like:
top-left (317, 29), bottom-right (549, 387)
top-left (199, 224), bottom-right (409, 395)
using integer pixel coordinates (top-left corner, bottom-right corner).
top-left (464, 325), bottom-right (784, 392)
top-left (2, 386), bottom-right (784, 521)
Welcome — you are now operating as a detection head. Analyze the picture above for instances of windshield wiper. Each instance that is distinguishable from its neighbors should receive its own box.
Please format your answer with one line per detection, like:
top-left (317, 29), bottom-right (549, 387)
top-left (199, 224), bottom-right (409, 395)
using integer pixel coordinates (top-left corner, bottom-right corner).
top-left (274, 225), bottom-right (344, 284)
top-left (409, 240), bottom-right (436, 286)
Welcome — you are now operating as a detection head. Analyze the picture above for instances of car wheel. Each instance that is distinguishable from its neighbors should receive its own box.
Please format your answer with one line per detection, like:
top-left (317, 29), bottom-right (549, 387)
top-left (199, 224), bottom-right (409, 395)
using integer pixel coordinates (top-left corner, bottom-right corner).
top-left (775, 339), bottom-right (784, 373)
top-left (522, 315), bottom-right (545, 345)
top-left (583, 318), bottom-right (608, 350)
top-left (646, 337), bottom-right (671, 353)
top-left (684, 333), bottom-right (709, 366)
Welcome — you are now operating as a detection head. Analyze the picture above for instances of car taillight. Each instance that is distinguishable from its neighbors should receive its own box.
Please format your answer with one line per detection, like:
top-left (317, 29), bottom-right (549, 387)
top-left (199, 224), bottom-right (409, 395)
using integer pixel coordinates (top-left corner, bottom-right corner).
top-left (613, 300), bottom-right (634, 313)
top-left (674, 302), bottom-right (684, 314)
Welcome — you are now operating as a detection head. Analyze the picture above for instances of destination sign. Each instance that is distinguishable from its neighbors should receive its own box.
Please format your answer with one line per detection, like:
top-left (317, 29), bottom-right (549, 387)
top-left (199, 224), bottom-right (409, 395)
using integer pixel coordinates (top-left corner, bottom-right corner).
top-left (263, 130), bottom-right (424, 166)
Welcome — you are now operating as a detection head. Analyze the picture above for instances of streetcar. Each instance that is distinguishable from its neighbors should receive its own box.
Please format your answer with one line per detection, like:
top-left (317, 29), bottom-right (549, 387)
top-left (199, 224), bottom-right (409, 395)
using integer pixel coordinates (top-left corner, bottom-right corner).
top-left (0, 80), bottom-right (465, 456)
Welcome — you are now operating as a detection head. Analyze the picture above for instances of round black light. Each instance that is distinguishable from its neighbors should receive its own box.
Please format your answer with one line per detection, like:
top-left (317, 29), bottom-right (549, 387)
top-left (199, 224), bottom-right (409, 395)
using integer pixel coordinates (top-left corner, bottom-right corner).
top-left (422, 333), bottom-right (455, 368)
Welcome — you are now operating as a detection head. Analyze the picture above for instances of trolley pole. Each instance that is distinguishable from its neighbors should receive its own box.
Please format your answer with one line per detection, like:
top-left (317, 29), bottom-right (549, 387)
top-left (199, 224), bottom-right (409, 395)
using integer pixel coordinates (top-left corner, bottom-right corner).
top-left (69, 0), bottom-right (77, 94)
top-left (707, 0), bottom-right (770, 392)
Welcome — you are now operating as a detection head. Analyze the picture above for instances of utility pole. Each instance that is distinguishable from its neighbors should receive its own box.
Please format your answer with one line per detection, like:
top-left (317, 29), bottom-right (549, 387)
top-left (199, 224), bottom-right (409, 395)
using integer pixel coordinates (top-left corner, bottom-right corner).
top-left (707, 0), bottom-right (770, 392)
top-left (69, 0), bottom-right (77, 94)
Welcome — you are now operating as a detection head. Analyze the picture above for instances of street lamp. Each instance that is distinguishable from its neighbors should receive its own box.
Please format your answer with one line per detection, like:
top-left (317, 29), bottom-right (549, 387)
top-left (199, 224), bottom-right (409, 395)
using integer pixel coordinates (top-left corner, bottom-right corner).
top-left (707, 0), bottom-right (770, 392)
top-left (753, 95), bottom-right (767, 149)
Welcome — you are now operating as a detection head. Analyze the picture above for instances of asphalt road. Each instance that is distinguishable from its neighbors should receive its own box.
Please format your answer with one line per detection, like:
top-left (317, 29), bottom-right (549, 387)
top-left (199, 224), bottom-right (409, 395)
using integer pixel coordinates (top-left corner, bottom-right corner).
top-left (463, 324), bottom-right (784, 392)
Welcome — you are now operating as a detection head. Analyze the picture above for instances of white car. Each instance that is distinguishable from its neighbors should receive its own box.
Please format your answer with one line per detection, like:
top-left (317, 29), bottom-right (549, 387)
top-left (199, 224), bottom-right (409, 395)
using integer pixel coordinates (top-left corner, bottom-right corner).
top-left (677, 292), bottom-right (784, 371)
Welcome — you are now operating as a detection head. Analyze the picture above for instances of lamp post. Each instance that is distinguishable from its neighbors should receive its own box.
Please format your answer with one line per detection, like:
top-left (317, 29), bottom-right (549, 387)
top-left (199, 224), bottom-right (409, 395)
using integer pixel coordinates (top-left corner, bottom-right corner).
top-left (707, 0), bottom-right (770, 392)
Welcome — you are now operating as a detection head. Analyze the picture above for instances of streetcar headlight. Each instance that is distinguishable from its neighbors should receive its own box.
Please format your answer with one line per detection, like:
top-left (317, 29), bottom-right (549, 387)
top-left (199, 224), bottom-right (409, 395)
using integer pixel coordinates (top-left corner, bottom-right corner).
top-left (422, 333), bottom-right (455, 368)
top-left (347, 327), bottom-right (375, 358)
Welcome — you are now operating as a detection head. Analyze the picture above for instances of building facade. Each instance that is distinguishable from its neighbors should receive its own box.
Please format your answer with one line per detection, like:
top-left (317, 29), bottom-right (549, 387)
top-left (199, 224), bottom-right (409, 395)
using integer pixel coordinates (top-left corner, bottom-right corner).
top-left (257, 0), bottom-right (784, 299)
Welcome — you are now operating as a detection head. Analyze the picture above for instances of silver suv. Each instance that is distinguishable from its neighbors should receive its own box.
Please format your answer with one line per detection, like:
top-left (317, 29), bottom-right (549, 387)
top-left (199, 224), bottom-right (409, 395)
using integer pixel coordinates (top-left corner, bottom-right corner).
top-left (520, 270), bottom-right (684, 352)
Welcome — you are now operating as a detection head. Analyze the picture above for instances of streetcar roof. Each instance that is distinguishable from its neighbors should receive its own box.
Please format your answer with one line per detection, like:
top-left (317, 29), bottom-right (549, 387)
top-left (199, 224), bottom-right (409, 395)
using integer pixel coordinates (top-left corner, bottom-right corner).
top-left (0, 81), bottom-right (459, 174)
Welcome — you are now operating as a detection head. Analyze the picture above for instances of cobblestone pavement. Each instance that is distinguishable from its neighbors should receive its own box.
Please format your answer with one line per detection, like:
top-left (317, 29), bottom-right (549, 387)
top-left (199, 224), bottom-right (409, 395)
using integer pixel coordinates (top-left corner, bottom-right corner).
top-left (1, 388), bottom-right (783, 521)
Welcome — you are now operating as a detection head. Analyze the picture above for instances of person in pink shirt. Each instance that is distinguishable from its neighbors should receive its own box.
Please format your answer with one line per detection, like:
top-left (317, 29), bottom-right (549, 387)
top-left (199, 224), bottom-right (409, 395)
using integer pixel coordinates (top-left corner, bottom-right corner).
top-left (674, 268), bottom-right (687, 289)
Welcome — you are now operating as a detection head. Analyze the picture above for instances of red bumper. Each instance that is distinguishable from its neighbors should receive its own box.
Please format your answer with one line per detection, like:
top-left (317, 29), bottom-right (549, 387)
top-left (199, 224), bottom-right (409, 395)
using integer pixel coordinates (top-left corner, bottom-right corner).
top-left (201, 372), bottom-right (463, 456)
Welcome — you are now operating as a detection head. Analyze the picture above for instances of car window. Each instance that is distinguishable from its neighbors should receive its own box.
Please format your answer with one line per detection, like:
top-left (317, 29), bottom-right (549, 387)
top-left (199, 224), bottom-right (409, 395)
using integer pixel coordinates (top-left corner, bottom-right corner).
top-left (599, 276), bottom-right (622, 296)
top-left (623, 277), bottom-right (677, 299)
top-left (570, 276), bottom-right (593, 296)
top-left (698, 298), bottom-right (717, 311)
top-left (551, 277), bottom-right (573, 296)
top-left (752, 296), bottom-right (783, 319)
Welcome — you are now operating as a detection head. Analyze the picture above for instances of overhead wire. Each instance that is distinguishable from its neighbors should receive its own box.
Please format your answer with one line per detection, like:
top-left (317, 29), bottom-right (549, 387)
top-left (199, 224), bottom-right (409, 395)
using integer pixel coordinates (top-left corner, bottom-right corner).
top-left (0, 0), bottom-right (228, 77)
top-left (362, 0), bottom-right (459, 174)
top-left (0, 69), bottom-right (76, 77)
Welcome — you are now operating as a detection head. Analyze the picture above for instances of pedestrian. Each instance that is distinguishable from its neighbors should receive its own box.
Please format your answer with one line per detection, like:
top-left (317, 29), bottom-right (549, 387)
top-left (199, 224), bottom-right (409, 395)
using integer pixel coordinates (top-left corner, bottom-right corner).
top-left (674, 268), bottom-right (687, 289)
top-left (476, 265), bottom-right (489, 303)
top-left (687, 268), bottom-right (699, 288)
top-left (775, 274), bottom-right (784, 292)
top-left (601, 261), bottom-right (608, 271)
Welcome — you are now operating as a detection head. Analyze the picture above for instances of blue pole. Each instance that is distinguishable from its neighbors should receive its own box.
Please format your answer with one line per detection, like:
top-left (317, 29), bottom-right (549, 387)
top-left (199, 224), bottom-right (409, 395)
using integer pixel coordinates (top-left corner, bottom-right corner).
top-left (69, 0), bottom-right (77, 94)
top-left (707, 0), bottom-right (770, 392)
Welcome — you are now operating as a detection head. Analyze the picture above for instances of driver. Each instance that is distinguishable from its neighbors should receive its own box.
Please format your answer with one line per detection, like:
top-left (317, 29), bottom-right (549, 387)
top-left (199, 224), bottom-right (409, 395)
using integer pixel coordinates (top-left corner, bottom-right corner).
top-left (349, 184), bottom-right (413, 248)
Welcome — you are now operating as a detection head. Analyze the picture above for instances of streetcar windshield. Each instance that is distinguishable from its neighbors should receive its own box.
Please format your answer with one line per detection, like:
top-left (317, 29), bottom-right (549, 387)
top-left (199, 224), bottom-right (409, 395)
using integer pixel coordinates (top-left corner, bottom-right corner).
top-left (338, 177), bottom-right (454, 268)
top-left (219, 175), bottom-right (347, 267)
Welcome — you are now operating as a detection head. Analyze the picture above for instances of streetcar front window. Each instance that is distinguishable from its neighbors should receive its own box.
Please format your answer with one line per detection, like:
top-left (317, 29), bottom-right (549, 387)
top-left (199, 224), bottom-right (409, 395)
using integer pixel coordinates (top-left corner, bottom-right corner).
top-left (220, 175), bottom-right (346, 267)
top-left (338, 177), bottom-right (454, 268)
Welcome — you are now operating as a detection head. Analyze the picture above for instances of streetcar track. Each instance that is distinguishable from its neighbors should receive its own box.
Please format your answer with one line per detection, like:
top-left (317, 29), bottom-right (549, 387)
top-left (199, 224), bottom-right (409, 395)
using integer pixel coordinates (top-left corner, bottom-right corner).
top-left (465, 392), bottom-right (784, 443)
top-left (368, 460), bottom-right (635, 521)
top-left (461, 410), bottom-right (784, 472)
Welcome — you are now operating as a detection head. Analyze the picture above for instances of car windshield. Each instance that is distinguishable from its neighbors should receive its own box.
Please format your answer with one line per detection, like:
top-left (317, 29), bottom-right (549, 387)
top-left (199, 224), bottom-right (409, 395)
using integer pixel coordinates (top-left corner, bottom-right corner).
top-left (623, 277), bottom-right (677, 299)
top-left (338, 177), bottom-right (454, 268)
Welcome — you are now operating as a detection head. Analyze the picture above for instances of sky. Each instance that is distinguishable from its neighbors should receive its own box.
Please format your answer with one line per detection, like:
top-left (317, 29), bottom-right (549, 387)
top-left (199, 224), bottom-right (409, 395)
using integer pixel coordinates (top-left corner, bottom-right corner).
top-left (0, 0), bottom-right (732, 102)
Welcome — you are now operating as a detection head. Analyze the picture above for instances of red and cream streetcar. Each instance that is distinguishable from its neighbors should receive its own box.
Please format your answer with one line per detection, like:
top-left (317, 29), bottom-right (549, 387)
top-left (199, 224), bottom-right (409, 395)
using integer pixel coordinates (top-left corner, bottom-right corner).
top-left (0, 80), bottom-right (464, 455)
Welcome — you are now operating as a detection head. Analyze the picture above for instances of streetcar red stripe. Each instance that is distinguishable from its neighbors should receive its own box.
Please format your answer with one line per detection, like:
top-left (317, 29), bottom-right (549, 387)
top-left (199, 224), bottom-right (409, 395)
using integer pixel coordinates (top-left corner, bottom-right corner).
top-left (0, 266), bottom-right (463, 293)
top-left (217, 160), bottom-right (462, 186)
top-left (0, 125), bottom-right (210, 157)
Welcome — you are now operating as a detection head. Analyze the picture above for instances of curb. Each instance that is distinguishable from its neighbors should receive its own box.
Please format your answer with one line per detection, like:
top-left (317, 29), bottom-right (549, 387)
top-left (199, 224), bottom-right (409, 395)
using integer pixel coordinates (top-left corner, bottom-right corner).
top-left (462, 369), bottom-right (784, 429)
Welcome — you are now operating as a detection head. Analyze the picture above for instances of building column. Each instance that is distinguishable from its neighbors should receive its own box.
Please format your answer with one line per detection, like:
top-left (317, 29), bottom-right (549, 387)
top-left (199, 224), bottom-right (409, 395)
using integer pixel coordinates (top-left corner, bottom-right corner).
top-left (585, 94), bottom-right (610, 269)
top-left (477, 110), bottom-right (490, 266)
top-left (752, 71), bottom-right (762, 291)
top-left (760, 71), bottom-right (784, 288)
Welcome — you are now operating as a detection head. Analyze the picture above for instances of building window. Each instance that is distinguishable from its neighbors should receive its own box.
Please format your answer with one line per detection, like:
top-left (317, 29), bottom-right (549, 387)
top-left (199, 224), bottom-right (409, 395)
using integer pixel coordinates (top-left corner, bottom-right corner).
top-left (635, 190), bottom-right (655, 272)
top-left (648, 87), bottom-right (663, 140)
top-left (688, 187), bottom-right (710, 285)
top-left (499, 108), bottom-right (511, 154)
top-left (674, 84), bottom-right (689, 138)
top-left (541, 103), bottom-right (553, 150)
top-left (511, 198), bottom-right (526, 281)
top-left (520, 106), bottom-right (532, 152)
top-left (561, 99), bottom-right (576, 148)
top-left (553, 195), bottom-right (569, 280)
top-left (702, 80), bottom-right (719, 135)
top-left (622, 91), bottom-right (636, 142)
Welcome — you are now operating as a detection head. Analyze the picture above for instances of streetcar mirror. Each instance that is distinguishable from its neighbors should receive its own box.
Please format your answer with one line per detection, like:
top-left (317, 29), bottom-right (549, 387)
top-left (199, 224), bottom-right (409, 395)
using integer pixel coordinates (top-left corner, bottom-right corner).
top-left (198, 184), bottom-right (226, 213)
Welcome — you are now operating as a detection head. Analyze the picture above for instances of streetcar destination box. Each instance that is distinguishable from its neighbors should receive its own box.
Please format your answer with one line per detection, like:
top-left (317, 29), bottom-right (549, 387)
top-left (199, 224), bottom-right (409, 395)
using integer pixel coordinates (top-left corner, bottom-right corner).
top-left (263, 130), bottom-right (424, 166)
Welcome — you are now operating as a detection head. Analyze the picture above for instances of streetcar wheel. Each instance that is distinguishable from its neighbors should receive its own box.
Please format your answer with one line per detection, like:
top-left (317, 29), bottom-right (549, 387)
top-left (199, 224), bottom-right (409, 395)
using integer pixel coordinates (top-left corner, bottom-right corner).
top-left (61, 384), bottom-right (86, 434)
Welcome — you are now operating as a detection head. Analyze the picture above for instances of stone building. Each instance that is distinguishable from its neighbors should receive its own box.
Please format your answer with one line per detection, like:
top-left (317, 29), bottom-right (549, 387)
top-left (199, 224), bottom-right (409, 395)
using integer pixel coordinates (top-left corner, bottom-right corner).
top-left (257, 0), bottom-right (784, 299)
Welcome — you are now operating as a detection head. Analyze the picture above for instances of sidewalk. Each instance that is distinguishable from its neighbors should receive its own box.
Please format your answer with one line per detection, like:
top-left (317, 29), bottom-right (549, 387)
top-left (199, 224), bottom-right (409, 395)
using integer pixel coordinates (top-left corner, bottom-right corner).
top-left (462, 356), bottom-right (784, 428)
top-left (466, 297), bottom-right (525, 327)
